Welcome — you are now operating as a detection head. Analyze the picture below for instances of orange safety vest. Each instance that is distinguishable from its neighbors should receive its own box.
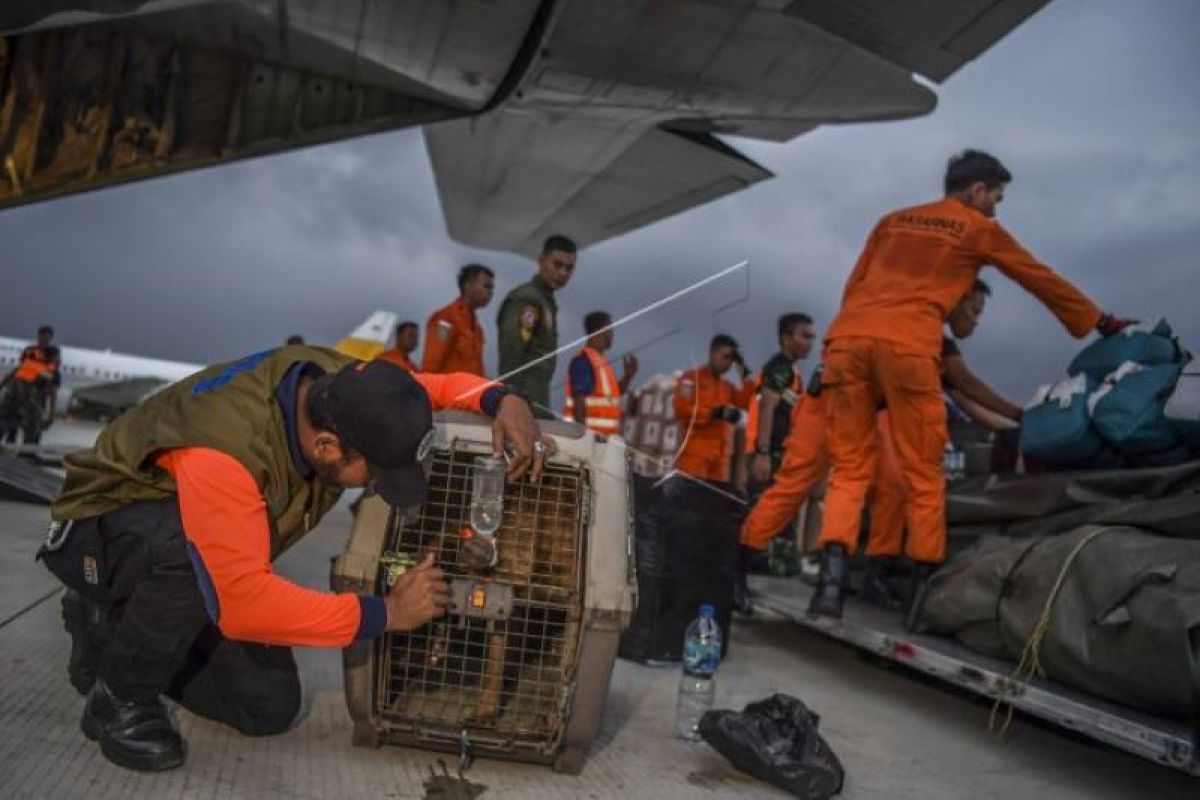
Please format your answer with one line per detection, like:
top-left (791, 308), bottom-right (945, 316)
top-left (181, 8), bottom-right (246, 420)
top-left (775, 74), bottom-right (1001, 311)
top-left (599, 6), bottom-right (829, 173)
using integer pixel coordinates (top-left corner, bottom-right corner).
top-left (564, 346), bottom-right (622, 435)
top-left (15, 346), bottom-right (58, 384)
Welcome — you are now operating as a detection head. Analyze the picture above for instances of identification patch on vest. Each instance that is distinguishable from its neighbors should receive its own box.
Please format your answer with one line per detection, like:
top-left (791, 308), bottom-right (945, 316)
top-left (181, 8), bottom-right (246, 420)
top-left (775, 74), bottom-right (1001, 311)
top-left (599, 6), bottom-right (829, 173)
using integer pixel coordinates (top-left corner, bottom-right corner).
top-left (679, 376), bottom-right (695, 400)
top-left (436, 319), bottom-right (453, 341)
top-left (192, 349), bottom-right (275, 395)
top-left (519, 305), bottom-right (539, 343)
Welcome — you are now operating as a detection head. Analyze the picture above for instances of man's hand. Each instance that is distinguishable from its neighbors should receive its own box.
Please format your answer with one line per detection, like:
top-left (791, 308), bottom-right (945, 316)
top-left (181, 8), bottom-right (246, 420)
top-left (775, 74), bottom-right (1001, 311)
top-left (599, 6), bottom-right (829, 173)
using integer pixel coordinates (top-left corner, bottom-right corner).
top-left (622, 353), bottom-right (639, 382)
top-left (384, 552), bottom-right (449, 632)
top-left (751, 452), bottom-right (772, 483)
top-left (492, 394), bottom-right (550, 481)
top-left (733, 351), bottom-right (750, 380)
top-left (1097, 312), bottom-right (1137, 337)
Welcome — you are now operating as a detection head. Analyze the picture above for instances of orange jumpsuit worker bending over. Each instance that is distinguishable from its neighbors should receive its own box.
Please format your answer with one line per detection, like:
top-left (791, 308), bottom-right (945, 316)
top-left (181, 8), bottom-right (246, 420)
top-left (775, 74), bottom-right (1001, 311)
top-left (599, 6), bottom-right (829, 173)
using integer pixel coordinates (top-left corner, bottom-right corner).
top-left (423, 263), bottom-right (494, 376)
top-left (744, 282), bottom-right (1021, 614)
top-left (816, 149), bottom-right (1132, 631)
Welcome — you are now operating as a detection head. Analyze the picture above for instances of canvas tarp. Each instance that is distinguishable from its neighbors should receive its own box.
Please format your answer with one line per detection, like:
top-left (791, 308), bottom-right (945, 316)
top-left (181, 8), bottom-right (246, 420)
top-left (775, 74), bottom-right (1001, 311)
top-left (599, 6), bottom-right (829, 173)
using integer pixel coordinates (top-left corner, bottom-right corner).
top-left (928, 464), bottom-right (1200, 719)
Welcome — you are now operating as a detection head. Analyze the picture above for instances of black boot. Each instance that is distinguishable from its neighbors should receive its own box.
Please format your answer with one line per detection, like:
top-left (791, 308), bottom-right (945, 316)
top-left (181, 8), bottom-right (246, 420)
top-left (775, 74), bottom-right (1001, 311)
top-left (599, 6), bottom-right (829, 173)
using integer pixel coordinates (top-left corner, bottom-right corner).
top-left (62, 590), bottom-right (109, 695)
top-left (734, 547), bottom-right (757, 616)
top-left (860, 558), bottom-right (904, 612)
top-left (808, 543), bottom-right (848, 619)
top-left (904, 562), bottom-right (938, 633)
top-left (81, 679), bottom-right (186, 772)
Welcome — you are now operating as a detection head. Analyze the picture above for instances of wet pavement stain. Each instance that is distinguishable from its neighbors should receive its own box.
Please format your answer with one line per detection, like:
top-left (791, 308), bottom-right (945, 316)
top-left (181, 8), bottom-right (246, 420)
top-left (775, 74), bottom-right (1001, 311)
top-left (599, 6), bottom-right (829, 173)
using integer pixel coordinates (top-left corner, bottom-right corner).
top-left (421, 759), bottom-right (487, 800)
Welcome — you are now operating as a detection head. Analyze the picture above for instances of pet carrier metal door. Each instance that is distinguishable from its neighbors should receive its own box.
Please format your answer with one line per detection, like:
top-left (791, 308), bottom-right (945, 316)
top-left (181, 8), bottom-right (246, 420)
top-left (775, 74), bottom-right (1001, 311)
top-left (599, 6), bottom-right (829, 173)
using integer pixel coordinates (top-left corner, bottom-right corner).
top-left (333, 413), bottom-right (633, 774)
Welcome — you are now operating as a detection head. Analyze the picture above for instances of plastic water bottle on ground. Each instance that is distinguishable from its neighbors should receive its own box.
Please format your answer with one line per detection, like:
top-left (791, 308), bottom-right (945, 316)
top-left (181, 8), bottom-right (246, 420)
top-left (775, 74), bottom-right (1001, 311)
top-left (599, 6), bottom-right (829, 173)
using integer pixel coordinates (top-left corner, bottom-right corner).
top-left (674, 604), bottom-right (722, 742)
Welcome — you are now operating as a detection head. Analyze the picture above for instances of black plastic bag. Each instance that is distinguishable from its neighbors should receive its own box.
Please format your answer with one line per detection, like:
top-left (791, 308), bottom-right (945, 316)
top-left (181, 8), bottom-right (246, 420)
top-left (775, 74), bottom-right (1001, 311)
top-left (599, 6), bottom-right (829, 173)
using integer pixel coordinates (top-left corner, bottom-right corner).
top-left (699, 694), bottom-right (844, 799)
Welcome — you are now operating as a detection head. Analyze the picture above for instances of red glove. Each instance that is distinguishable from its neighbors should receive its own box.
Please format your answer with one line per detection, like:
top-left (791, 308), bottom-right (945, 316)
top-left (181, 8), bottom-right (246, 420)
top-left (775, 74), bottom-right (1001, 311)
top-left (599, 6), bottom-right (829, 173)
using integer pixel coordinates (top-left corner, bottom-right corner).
top-left (1096, 313), bottom-right (1137, 337)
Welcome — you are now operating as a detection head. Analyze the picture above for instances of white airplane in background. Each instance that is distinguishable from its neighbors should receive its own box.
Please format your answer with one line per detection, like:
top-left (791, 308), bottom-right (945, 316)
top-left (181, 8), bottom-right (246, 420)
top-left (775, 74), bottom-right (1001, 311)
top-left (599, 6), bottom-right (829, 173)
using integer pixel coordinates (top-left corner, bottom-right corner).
top-left (0, 311), bottom-right (399, 411)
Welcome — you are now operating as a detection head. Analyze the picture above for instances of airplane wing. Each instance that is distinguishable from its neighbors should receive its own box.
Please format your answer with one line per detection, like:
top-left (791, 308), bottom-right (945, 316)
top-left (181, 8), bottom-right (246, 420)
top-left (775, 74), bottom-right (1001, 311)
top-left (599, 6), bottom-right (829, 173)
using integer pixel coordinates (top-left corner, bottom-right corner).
top-left (424, 0), bottom-right (1048, 254)
top-left (784, 0), bottom-right (1050, 84)
top-left (426, 117), bottom-right (773, 257)
top-left (0, 0), bottom-right (1051, 254)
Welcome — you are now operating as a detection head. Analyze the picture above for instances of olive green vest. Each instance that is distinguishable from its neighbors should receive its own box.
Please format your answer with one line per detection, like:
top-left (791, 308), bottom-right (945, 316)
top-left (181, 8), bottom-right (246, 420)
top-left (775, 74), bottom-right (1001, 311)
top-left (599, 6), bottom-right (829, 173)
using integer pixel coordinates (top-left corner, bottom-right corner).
top-left (52, 345), bottom-right (353, 558)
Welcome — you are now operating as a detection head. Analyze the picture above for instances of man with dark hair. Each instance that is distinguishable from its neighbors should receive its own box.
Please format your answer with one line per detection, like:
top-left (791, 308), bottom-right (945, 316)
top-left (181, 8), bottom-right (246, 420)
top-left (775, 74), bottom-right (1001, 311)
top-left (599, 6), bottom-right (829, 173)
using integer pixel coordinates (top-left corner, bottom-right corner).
top-left (40, 346), bottom-right (546, 772)
top-left (423, 264), bottom-right (494, 376)
top-left (744, 280), bottom-right (1022, 619)
top-left (674, 334), bottom-right (754, 485)
top-left (565, 311), bottom-right (638, 435)
top-left (497, 235), bottom-right (578, 418)
top-left (815, 150), bottom-right (1131, 630)
top-left (376, 322), bottom-right (420, 371)
top-left (734, 312), bottom-right (815, 613)
top-left (1, 324), bottom-right (62, 444)
top-left (746, 313), bottom-right (816, 484)
top-left (943, 149), bottom-right (1012, 195)
top-left (285, 335), bottom-right (306, 346)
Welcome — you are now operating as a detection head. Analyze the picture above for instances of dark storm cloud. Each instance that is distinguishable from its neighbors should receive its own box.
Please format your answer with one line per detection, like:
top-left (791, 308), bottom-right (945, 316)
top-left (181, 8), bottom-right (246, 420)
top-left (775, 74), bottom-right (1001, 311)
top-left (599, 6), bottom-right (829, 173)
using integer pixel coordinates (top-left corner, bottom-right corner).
top-left (2, 0), bottom-right (1197, 405)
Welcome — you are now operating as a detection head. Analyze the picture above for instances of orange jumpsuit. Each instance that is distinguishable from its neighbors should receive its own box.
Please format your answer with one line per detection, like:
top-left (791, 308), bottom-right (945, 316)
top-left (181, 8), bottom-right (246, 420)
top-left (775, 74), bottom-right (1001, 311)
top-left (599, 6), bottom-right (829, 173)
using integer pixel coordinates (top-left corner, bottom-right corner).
top-left (375, 348), bottom-right (417, 371)
top-left (673, 366), bottom-right (754, 484)
top-left (740, 394), bottom-right (907, 556)
top-left (423, 297), bottom-right (486, 376)
top-left (822, 197), bottom-right (1102, 563)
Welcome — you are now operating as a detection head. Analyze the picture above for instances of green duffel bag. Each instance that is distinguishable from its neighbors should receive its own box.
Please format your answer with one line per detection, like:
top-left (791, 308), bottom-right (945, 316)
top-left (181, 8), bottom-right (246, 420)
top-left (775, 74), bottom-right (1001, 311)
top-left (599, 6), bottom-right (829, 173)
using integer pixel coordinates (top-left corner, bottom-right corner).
top-left (1089, 361), bottom-right (1182, 455)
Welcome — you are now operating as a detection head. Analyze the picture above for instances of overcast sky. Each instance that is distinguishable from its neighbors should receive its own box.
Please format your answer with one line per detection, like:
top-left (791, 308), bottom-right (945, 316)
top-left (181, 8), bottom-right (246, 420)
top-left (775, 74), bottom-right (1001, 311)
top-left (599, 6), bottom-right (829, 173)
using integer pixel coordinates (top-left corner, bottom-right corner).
top-left (2, 0), bottom-right (1198, 403)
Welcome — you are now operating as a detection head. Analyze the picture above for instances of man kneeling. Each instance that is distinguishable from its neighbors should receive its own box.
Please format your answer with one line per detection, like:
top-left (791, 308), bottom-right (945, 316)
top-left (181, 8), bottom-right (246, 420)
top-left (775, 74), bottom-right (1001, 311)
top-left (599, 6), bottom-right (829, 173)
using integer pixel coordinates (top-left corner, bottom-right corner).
top-left (40, 346), bottom-right (544, 771)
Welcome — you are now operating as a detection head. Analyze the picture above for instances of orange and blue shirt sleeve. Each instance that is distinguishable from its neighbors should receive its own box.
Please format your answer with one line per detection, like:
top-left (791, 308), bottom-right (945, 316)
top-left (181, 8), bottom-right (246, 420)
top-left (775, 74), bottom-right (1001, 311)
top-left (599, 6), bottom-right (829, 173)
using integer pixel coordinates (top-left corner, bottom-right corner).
top-left (157, 448), bottom-right (386, 648)
top-left (412, 371), bottom-right (504, 415)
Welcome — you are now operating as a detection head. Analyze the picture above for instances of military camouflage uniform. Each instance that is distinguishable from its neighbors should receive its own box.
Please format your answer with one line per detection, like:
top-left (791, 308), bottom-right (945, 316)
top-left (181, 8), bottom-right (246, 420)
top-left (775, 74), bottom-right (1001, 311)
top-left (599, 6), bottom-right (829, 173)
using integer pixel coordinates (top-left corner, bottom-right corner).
top-left (496, 276), bottom-right (558, 420)
top-left (752, 351), bottom-right (803, 576)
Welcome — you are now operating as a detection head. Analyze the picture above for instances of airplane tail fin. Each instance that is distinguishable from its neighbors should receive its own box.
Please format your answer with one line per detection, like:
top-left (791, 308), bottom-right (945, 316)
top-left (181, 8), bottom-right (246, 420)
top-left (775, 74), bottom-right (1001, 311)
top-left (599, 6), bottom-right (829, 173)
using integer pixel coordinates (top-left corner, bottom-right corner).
top-left (334, 311), bottom-right (398, 360)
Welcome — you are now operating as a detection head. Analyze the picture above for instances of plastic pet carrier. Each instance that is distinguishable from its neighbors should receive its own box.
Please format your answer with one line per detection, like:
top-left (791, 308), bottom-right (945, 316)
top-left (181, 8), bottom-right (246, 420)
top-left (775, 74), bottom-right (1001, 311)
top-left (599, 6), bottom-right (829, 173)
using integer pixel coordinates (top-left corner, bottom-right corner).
top-left (331, 412), bottom-right (634, 774)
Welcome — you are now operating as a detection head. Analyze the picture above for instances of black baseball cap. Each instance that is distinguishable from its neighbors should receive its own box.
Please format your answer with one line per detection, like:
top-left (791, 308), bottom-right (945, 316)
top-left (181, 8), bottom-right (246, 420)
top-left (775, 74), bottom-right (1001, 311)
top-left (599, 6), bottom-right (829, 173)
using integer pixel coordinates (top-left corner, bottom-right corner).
top-left (326, 359), bottom-right (434, 506)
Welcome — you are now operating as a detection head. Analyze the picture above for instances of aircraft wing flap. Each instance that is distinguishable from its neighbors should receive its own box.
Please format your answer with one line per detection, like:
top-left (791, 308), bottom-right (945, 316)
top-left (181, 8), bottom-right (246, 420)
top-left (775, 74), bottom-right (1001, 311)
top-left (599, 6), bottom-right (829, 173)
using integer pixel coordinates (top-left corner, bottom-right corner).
top-left (784, 0), bottom-right (1050, 83)
top-left (425, 114), bottom-right (772, 255)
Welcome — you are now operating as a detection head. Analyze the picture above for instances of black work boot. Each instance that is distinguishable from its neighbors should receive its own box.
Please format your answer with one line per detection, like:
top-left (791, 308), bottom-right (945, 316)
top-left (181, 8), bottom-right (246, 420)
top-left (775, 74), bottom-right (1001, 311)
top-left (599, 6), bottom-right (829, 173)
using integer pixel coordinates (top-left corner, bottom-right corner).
top-left (808, 543), bottom-right (848, 619)
top-left (61, 590), bottom-right (109, 696)
top-left (860, 558), bottom-right (904, 612)
top-left (904, 562), bottom-right (939, 633)
top-left (733, 546), bottom-right (757, 616)
top-left (81, 679), bottom-right (185, 772)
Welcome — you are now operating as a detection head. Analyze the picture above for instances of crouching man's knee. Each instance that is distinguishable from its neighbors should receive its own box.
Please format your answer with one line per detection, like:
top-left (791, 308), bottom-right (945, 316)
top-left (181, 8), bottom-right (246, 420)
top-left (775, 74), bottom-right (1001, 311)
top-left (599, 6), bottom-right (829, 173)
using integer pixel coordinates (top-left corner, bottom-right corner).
top-left (234, 672), bottom-right (301, 736)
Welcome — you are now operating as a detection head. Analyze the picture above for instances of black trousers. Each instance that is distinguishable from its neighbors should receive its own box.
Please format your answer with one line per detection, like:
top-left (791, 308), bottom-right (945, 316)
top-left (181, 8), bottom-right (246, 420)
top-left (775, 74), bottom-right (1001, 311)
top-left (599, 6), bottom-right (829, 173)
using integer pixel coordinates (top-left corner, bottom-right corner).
top-left (618, 476), bottom-right (678, 662)
top-left (40, 500), bottom-right (300, 736)
top-left (662, 477), bottom-right (741, 658)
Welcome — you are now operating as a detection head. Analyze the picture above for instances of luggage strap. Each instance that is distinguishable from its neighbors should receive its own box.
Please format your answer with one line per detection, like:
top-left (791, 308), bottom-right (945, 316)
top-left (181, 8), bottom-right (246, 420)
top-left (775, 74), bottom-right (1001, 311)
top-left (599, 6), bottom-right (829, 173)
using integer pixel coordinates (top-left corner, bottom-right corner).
top-left (989, 527), bottom-right (1111, 737)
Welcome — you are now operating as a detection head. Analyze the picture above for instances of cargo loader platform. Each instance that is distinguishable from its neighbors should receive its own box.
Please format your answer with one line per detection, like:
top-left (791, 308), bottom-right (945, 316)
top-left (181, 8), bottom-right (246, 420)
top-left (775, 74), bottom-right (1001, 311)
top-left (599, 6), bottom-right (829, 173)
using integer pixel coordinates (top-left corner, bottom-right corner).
top-left (750, 575), bottom-right (1199, 778)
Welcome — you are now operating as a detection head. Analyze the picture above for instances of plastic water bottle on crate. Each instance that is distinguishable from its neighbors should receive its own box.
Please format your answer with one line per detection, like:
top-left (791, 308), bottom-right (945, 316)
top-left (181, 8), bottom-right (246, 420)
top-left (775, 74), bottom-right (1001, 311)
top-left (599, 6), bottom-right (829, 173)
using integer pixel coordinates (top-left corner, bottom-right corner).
top-left (674, 604), bottom-right (722, 742)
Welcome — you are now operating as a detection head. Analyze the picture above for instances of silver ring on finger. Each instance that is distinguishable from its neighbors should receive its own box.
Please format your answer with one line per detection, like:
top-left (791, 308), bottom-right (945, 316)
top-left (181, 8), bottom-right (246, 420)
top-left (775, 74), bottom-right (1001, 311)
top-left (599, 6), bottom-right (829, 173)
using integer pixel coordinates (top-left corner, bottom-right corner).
top-left (533, 441), bottom-right (547, 455)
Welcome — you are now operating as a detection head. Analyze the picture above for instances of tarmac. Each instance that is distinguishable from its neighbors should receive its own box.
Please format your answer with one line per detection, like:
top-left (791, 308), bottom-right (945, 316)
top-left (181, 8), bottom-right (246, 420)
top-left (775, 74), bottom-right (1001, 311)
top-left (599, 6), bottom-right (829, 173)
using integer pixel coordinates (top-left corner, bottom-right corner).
top-left (0, 423), bottom-right (1196, 798)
